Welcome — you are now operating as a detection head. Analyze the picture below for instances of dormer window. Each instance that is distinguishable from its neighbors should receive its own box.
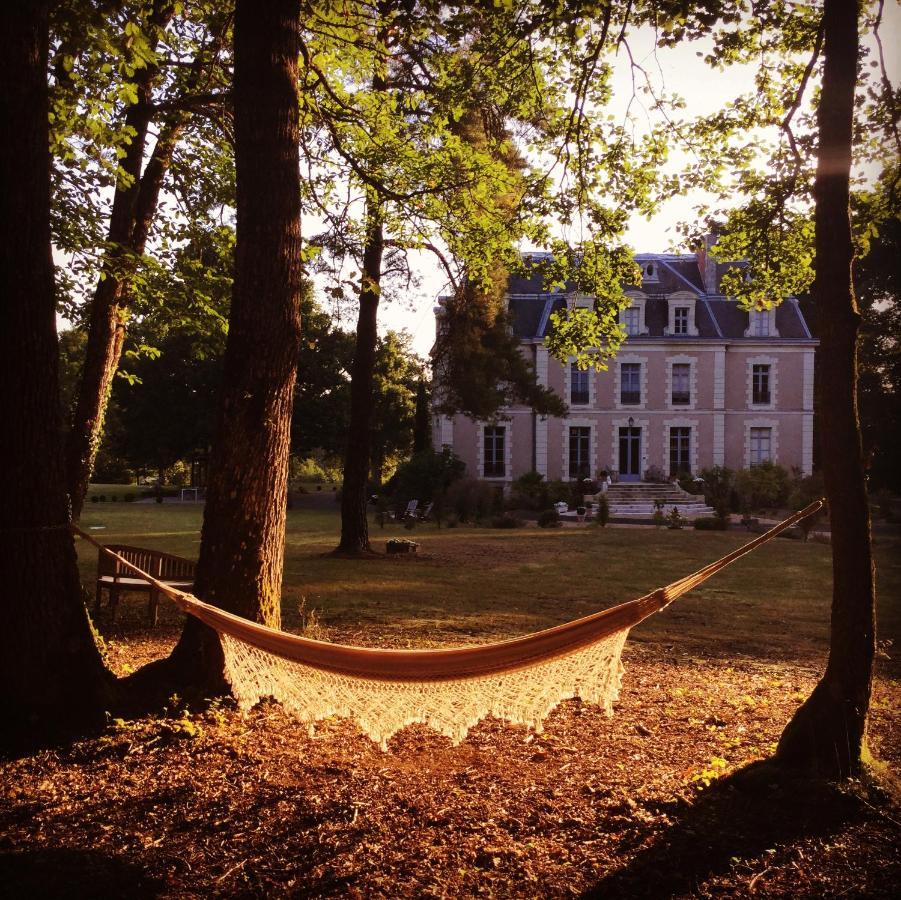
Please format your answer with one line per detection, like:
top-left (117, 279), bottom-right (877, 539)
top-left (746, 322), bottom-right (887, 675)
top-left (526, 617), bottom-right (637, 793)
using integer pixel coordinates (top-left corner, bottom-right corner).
top-left (620, 292), bottom-right (648, 336)
top-left (664, 292), bottom-right (699, 337)
top-left (744, 307), bottom-right (778, 338)
top-left (643, 262), bottom-right (659, 283)
top-left (623, 307), bottom-right (640, 335)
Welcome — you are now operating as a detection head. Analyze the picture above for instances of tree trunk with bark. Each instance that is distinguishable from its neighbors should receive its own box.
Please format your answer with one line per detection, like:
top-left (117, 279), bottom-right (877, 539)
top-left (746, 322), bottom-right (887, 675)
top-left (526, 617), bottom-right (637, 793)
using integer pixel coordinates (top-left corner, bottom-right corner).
top-left (776, 0), bottom-right (876, 778)
top-left (162, 0), bottom-right (303, 689)
top-left (335, 203), bottom-right (384, 555)
top-left (65, 2), bottom-right (176, 519)
top-left (0, 0), bottom-right (114, 750)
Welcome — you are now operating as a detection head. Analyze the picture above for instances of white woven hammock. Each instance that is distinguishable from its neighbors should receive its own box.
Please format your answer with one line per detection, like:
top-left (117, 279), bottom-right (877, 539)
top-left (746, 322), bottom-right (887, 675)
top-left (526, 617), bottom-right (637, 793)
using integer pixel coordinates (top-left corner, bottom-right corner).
top-left (75, 502), bottom-right (821, 749)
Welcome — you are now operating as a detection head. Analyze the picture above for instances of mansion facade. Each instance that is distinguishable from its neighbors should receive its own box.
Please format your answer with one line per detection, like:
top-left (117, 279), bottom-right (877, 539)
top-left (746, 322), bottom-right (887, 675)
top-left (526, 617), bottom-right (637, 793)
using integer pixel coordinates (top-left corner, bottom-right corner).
top-left (432, 246), bottom-right (817, 484)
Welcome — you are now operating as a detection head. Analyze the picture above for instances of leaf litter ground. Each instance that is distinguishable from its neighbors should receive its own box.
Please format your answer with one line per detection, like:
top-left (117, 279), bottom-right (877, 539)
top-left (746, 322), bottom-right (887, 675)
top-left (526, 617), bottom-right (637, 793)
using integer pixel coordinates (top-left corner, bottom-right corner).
top-left (4, 511), bottom-right (900, 896)
top-left (1, 624), bottom-right (898, 898)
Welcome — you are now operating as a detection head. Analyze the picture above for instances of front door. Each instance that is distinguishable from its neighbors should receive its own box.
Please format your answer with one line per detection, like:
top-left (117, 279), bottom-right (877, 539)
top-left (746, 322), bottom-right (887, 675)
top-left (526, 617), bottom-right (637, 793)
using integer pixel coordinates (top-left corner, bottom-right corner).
top-left (618, 427), bottom-right (641, 481)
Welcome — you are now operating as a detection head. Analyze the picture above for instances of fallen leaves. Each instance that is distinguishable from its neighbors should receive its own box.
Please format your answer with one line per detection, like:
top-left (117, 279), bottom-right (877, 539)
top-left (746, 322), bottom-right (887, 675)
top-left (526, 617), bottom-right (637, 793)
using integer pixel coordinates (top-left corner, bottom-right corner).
top-left (0, 642), bottom-right (898, 897)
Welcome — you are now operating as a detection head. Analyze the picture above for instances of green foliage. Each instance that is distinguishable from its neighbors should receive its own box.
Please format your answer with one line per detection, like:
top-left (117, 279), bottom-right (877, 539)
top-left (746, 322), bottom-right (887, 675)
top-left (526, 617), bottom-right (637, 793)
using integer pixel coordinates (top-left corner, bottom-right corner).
top-left (537, 509), bottom-right (562, 528)
top-left (855, 215), bottom-right (901, 491)
top-left (595, 494), bottom-right (610, 528)
top-left (50, 2), bottom-right (233, 321)
top-left (491, 514), bottom-right (523, 529)
top-left (698, 466), bottom-right (736, 519)
top-left (735, 462), bottom-right (792, 512)
top-left (386, 448), bottom-right (466, 507)
top-left (694, 516), bottom-right (728, 531)
top-left (290, 456), bottom-right (341, 486)
top-left (445, 478), bottom-right (502, 524)
top-left (508, 471), bottom-right (549, 512)
top-left (667, 507), bottom-right (685, 530)
top-left (543, 245), bottom-right (640, 372)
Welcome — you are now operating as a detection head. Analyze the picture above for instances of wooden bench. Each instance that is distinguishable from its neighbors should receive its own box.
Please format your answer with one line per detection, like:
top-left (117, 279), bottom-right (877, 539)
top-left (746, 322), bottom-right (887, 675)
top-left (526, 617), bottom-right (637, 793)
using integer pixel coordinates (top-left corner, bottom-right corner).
top-left (95, 544), bottom-right (196, 627)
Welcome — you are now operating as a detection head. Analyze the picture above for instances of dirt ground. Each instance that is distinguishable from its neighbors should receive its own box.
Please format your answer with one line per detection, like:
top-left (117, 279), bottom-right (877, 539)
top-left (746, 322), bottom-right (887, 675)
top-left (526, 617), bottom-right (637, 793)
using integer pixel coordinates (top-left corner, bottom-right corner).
top-left (1, 626), bottom-right (898, 898)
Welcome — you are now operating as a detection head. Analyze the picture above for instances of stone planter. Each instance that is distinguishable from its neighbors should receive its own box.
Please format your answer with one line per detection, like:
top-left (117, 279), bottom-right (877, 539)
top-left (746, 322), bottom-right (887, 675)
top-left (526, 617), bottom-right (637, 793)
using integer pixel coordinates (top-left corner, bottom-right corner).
top-left (387, 539), bottom-right (419, 555)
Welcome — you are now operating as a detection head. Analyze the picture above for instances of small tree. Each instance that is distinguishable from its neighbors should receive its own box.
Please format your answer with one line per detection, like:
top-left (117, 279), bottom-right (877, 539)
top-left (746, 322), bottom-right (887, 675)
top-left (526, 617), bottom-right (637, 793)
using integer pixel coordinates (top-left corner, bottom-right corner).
top-left (595, 494), bottom-right (610, 528)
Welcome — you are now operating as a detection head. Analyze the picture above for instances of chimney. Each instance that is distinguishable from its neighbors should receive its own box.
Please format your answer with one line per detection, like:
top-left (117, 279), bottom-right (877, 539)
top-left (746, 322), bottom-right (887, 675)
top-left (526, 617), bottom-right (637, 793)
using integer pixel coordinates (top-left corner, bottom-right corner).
top-left (696, 231), bottom-right (720, 294)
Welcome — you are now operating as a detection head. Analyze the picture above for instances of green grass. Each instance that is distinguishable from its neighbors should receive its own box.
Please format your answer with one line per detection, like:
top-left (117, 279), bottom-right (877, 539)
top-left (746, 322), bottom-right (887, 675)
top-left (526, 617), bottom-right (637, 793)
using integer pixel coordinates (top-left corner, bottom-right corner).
top-left (85, 482), bottom-right (146, 499)
top-left (76, 502), bottom-right (901, 670)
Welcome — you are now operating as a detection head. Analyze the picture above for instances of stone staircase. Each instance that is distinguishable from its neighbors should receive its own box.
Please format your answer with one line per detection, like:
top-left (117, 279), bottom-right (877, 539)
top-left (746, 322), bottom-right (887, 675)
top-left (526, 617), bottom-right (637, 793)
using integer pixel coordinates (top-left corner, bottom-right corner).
top-left (588, 482), bottom-right (716, 520)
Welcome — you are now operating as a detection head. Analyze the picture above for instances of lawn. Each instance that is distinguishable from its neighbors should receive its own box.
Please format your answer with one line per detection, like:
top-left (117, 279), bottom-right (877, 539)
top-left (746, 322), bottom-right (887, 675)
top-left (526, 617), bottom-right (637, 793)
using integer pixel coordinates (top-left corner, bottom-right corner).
top-left (2, 499), bottom-right (898, 897)
top-left (75, 498), bottom-right (901, 669)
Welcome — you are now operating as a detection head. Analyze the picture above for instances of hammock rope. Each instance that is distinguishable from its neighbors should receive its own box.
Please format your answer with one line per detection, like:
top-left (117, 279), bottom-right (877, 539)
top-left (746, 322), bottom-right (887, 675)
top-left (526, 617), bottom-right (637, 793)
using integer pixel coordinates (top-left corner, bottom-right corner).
top-left (73, 500), bottom-right (823, 748)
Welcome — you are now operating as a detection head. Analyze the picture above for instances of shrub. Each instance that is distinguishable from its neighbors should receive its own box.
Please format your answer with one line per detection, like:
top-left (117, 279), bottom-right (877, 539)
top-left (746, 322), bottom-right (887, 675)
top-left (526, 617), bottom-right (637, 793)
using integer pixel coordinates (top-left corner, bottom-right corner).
top-left (445, 477), bottom-right (500, 523)
top-left (788, 471), bottom-right (827, 540)
top-left (509, 471), bottom-right (549, 511)
top-left (698, 466), bottom-right (736, 518)
top-left (694, 516), bottom-right (727, 531)
top-left (492, 514), bottom-right (522, 529)
top-left (735, 462), bottom-right (792, 511)
top-left (666, 507), bottom-right (685, 529)
top-left (386, 448), bottom-right (466, 505)
top-left (289, 455), bottom-right (342, 485)
top-left (652, 509), bottom-right (665, 528)
top-left (542, 480), bottom-right (570, 506)
top-left (537, 509), bottom-right (561, 528)
top-left (595, 495), bottom-right (610, 527)
top-left (92, 453), bottom-right (133, 484)
top-left (124, 494), bottom-right (135, 503)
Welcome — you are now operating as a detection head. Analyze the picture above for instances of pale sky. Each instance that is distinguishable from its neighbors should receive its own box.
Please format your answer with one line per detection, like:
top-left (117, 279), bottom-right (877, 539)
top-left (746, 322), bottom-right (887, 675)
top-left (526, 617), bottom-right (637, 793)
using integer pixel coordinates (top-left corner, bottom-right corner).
top-left (372, 5), bottom-right (901, 359)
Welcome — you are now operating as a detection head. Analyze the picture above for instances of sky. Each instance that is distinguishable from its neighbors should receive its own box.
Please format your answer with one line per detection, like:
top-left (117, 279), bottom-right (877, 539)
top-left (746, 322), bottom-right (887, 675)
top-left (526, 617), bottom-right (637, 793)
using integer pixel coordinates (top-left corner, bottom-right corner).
top-left (369, 5), bottom-right (901, 359)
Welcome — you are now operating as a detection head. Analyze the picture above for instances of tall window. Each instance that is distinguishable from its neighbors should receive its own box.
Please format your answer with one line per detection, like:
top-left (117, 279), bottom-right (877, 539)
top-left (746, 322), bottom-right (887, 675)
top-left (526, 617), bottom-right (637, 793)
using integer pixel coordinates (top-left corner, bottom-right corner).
top-left (671, 363), bottom-right (691, 405)
top-left (570, 363), bottom-right (589, 405)
top-left (620, 362), bottom-right (641, 405)
top-left (483, 426), bottom-right (505, 477)
top-left (752, 364), bottom-right (771, 404)
top-left (569, 426), bottom-right (591, 479)
top-left (749, 427), bottom-right (772, 467)
top-left (673, 307), bottom-right (689, 334)
top-left (751, 309), bottom-right (770, 336)
top-left (623, 306), bottom-right (640, 335)
top-left (669, 427), bottom-right (691, 476)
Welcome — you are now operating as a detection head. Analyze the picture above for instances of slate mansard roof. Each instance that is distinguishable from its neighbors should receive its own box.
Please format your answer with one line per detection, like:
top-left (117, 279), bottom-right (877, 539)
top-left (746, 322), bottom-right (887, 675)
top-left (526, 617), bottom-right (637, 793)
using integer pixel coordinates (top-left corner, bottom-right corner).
top-left (506, 252), bottom-right (814, 343)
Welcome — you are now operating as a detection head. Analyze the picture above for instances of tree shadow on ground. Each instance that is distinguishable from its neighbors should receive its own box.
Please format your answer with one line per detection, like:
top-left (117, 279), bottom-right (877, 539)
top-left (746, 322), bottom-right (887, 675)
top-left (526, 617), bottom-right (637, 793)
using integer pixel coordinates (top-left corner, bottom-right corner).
top-left (0, 848), bottom-right (163, 898)
top-left (583, 762), bottom-right (879, 898)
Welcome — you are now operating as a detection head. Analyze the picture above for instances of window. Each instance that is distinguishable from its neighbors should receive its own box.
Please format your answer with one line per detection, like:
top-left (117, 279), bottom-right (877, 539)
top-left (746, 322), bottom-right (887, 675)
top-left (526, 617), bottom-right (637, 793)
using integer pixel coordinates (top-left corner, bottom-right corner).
top-left (751, 309), bottom-right (770, 336)
top-left (749, 427), bottom-right (772, 467)
top-left (483, 426), bottom-right (505, 477)
top-left (620, 363), bottom-right (641, 405)
top-left (669, 427), bottom-right (691, 476)
top-left (570, 363), bottom-right (589, 405)
top-left (673, 307), bottom-right (689, 334)
top-left (569, 427), bottom-right (591, 479)
top-left (643, 262), bottom-right (658, 282)
top-left (752, 364), bottom-right (771, 404)
top-left (623, 307), bottom-right (640, 335)
top-left (671, 363), bottom-right (691, 405)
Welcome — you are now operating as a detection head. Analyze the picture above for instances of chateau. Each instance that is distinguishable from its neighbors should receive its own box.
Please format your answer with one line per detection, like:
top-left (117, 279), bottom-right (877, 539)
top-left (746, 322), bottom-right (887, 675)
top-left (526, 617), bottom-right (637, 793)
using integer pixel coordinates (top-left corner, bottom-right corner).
top-left (432, 245), bottom-right (816, 484)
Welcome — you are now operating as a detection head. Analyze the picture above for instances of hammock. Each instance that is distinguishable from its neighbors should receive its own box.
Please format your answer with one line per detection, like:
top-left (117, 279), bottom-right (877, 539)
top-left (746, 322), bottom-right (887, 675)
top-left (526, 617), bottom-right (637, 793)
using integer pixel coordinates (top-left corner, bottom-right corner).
top-left (74, 502), bottom-right (822, 749)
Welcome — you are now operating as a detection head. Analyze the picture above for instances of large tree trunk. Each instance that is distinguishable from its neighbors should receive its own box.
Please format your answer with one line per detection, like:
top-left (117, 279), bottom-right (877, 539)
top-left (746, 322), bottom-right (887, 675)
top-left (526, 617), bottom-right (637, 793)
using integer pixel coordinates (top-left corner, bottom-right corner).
top-left (163, 0), bottom-right (303, 688)
top-left (0, 0), bottom-right (114, 750)
top-left (776, 0), bottom-right (875, 778)
top-left (65, 2), bottom-right (175, 519)
top-left (335, 203), bottom-right (384, 555)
